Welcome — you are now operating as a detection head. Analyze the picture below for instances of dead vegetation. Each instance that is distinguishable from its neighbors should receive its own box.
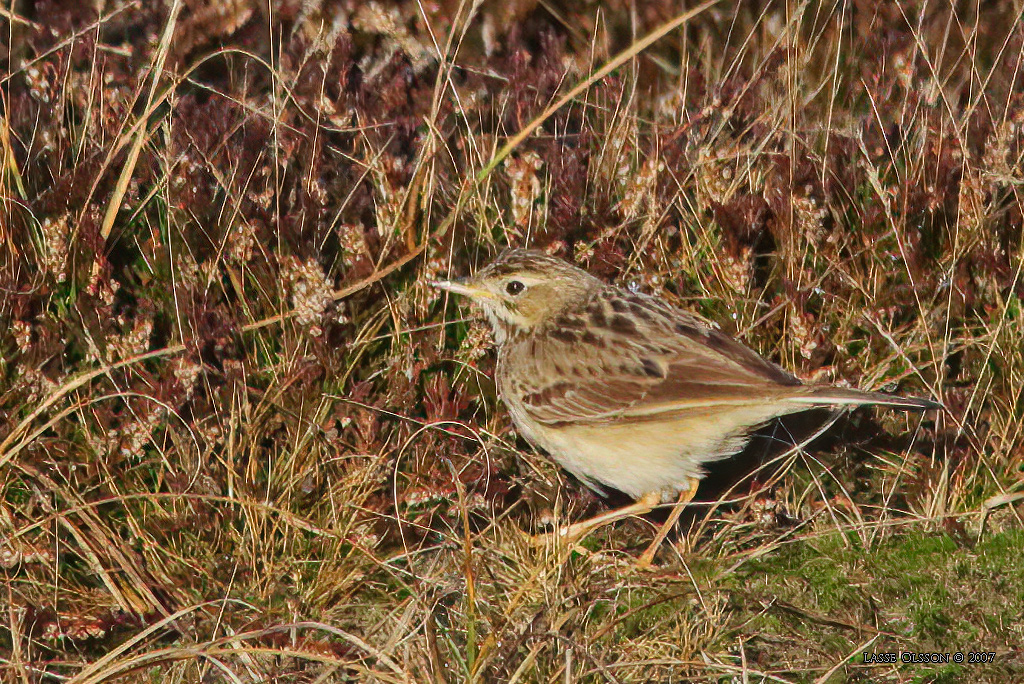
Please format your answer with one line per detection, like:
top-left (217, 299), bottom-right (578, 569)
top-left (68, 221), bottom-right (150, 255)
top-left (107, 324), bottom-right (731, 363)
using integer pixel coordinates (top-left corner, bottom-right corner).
top-left (1, 0), bottom-right (1023, 681)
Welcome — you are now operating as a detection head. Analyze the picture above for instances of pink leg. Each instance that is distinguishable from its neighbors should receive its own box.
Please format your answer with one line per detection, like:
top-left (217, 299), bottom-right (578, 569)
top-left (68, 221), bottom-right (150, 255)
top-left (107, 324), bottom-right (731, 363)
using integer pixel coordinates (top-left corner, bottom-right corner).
top-left (636, 477), bottom-right (700, 568)
top-left (531, 491), bottom-right (661, 547)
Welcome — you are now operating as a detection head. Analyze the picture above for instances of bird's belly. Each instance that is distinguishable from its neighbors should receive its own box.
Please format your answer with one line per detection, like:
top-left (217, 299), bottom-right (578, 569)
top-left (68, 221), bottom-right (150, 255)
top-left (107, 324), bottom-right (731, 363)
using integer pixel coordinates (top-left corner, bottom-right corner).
top-left (510, 406), bottom-right (785, 502)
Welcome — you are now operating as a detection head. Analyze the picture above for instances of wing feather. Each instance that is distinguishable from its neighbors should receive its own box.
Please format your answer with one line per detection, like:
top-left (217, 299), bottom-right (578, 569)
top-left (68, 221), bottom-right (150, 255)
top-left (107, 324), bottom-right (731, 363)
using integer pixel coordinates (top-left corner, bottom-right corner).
top-left (506, 291), bottom-right (803, 426)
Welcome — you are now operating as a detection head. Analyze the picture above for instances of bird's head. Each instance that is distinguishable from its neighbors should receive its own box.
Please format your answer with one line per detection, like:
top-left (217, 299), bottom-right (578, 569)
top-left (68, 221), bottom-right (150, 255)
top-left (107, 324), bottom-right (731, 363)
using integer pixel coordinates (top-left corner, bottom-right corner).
top-left (433, 249), bottom-right (600, 343)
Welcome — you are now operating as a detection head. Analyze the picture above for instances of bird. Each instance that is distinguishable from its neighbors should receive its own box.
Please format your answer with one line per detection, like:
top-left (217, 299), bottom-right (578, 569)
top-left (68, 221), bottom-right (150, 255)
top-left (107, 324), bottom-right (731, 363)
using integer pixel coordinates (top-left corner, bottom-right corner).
top-left (432, 248), bottom-right (940, 565)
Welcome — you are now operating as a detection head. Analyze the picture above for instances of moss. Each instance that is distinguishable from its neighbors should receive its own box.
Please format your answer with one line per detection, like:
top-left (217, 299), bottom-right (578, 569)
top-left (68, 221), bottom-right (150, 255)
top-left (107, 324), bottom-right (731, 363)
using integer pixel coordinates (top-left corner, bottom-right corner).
top-left (734, 529), bottom-right (1024, 677)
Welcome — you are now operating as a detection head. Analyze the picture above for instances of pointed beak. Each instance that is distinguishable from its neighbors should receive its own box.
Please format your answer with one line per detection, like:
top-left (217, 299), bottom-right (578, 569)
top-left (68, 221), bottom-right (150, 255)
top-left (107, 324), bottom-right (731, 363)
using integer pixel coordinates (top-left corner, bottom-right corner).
top-left (431, 279), bottom-right (494, 301)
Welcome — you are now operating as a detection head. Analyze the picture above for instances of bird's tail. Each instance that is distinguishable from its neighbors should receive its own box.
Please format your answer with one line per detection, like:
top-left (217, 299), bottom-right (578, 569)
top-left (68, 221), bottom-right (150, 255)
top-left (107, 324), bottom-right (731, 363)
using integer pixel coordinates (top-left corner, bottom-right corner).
top-left (787, 386), bottom-right (942, 412)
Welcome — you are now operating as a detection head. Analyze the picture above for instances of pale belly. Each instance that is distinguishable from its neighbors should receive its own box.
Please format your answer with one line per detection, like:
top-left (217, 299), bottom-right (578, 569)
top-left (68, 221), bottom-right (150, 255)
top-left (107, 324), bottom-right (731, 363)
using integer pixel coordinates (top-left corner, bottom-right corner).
top-left (505, 398), bottom-right (784, 502)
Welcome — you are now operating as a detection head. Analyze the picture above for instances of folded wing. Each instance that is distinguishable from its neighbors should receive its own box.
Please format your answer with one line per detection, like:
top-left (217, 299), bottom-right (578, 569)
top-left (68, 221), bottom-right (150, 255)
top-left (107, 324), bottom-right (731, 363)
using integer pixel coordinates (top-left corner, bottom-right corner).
top-left (510, 292), bottom-right (805, 426)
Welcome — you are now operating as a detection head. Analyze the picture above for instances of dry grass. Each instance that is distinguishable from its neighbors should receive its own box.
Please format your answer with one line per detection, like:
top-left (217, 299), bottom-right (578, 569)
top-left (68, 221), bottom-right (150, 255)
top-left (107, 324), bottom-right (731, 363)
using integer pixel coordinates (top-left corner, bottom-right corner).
top-left (1, 0), bottom-right (1023, 681)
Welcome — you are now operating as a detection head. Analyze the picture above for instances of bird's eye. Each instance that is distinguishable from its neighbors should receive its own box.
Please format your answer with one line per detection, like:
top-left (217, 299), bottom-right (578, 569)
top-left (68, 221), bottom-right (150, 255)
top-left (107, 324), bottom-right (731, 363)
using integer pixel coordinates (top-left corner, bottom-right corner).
top-left (505, 280), bottom-right (525, 296)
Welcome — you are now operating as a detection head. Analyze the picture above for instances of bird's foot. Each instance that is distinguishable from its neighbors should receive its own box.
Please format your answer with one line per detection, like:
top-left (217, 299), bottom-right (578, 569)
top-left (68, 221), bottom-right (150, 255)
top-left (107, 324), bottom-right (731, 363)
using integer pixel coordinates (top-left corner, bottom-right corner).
top-left (529, 491), bottom-right (662, 549)
top-left (635, 477), bottom-right (700, 569)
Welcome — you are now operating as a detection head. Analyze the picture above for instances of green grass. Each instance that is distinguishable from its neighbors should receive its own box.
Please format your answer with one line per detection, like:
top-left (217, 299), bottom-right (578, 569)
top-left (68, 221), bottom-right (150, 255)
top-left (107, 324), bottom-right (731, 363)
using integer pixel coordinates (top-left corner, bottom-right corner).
top-left (734, 528), bottom-right (1024, 681)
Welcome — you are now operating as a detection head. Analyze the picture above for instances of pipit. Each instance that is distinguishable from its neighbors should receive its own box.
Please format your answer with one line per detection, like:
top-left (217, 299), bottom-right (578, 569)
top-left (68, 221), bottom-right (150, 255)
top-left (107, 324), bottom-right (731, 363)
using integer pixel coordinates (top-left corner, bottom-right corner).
top-left (433, 249), bottom-right (940, 565)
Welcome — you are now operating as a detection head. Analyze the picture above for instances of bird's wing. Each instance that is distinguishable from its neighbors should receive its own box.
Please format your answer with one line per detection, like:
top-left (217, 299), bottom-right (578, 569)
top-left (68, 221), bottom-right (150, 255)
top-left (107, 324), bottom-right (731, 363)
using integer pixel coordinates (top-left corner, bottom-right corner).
top-left (511, 292), bottom-right (803, 426)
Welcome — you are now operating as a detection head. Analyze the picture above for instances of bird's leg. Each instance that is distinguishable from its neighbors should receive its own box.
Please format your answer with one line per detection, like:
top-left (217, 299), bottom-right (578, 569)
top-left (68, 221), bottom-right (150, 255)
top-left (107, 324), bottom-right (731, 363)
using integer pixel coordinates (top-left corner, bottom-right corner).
top-left (636, 477), bottom-right (700, 568)
top-left (531, 491), bottom-right (662, 547)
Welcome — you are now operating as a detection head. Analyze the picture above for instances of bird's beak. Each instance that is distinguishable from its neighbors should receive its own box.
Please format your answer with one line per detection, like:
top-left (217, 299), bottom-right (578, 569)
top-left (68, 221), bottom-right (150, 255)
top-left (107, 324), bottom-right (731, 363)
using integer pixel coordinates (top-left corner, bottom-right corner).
top-left (431, 279), bottom-right (494, 301)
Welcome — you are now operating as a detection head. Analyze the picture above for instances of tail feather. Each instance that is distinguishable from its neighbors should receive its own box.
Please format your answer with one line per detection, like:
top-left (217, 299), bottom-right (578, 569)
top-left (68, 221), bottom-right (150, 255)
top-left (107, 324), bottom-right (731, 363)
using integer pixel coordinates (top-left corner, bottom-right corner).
top-left (788, 386), bottom-right (942, 412)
